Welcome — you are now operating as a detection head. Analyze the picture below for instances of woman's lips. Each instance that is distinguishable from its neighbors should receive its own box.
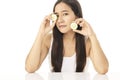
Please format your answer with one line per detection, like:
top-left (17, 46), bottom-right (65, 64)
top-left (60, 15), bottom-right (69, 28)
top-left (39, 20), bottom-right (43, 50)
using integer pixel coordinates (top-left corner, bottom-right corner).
top-left (59, 25), bottom-right (66, 28)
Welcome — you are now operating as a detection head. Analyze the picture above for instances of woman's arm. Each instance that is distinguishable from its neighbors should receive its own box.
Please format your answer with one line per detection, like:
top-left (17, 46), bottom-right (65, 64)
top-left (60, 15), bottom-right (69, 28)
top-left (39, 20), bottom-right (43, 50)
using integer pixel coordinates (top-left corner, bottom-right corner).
top-left (89, 34), bottom-right (109, 74)
top-left (73, 18), bottom-right (109, 74)
top-left (25, 14), bottom-right (56, 73)
top-left (25, 32), bottom-right (48, 73)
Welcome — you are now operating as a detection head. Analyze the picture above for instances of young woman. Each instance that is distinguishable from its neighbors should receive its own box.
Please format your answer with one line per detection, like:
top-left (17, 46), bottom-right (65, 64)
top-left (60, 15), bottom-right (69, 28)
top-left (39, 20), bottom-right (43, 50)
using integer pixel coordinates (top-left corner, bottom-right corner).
top-left (25, 0), bottom-right (109, 74)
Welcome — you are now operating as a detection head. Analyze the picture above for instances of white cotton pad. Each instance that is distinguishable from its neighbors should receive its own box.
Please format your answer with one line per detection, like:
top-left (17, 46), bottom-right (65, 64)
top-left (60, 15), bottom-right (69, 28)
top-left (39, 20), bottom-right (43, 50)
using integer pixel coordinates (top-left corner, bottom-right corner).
top-left (70, 22), bottom-right (78, 30)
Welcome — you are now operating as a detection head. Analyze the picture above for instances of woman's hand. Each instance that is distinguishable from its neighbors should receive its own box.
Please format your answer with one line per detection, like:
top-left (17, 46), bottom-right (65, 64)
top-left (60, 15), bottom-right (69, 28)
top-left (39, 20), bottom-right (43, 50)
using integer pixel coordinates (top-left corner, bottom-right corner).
top-left (73, 18), bottom-right (95, 37)
top-left (39, 14), bottom-right (56, 36)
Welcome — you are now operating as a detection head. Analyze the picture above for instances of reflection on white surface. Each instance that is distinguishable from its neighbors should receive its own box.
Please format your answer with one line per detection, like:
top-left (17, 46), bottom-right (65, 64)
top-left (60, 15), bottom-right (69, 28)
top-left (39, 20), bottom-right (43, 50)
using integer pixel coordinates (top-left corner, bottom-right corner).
top-left (48, 72), bottom-right (90, 80)
top-left (93, 74), bottom-right (108, 80)
top-left (26, 72), bottom-right (108, 80)
top-left (25, 73), bottom-right (44, 80)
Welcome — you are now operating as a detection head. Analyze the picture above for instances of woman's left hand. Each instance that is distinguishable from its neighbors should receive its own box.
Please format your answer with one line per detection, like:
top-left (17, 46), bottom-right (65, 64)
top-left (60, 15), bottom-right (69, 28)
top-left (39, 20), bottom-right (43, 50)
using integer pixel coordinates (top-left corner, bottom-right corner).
top-left (73, 18), bottom-right (95, 37)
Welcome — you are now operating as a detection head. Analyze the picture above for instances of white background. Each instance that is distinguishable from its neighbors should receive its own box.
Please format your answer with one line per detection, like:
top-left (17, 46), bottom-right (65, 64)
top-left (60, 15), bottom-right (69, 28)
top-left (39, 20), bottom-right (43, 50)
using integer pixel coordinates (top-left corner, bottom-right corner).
top-left (0, 0), bottom-right (120, 79)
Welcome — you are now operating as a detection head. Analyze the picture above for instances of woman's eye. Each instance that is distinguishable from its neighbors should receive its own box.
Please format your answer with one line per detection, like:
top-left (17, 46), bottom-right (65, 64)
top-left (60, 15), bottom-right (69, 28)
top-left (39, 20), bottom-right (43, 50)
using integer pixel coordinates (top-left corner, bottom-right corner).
top-left (63, 13), bottom-right (68, 16)
top-left (56, 14), bottom-right (59, 18)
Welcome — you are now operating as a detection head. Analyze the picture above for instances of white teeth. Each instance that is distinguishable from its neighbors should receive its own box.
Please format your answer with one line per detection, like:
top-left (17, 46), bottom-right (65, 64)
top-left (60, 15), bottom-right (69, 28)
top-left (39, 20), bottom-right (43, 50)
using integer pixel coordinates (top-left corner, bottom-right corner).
top-left (51, 14), bottom-right (57, 21)
top-left (70, 22), bottom-right (78, 30)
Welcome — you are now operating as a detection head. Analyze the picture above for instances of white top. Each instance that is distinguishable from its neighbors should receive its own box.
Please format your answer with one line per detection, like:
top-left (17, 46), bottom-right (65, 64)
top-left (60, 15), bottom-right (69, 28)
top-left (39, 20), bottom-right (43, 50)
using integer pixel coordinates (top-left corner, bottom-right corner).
top-left (48, 38), bottom-right (89, 72)
top-left (61, 53), bottom-right (76, 72)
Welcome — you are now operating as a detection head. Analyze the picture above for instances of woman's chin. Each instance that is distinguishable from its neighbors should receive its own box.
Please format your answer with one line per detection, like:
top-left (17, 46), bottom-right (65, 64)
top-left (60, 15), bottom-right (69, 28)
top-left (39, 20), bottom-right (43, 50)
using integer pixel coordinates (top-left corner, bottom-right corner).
top-left (59, 30), bottom-right (67, 34)
top-left (59, 29), bottom-right (73, 34)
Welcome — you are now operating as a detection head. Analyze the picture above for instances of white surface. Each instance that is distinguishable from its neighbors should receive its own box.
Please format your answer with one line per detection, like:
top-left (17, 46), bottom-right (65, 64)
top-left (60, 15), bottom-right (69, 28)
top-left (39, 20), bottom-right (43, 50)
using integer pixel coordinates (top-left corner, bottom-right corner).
top-left (0, 72), bottom-right (120, 80)
top-left (0, 0), bottom-right (120, 79)
top-left (26, 72), bottom-right (120, 80)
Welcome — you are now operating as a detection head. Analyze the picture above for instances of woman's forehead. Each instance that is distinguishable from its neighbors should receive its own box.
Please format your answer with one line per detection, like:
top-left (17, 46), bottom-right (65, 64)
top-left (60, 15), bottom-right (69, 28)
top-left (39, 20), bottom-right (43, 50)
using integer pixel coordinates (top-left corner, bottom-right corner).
top-left (54, 2), bottom-right (72, 13)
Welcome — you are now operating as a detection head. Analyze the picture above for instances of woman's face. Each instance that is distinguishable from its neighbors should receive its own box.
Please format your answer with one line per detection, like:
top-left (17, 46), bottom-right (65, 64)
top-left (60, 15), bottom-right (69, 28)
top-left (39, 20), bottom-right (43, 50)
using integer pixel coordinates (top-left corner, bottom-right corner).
top-left (54, 2), bottom-right (77, 33)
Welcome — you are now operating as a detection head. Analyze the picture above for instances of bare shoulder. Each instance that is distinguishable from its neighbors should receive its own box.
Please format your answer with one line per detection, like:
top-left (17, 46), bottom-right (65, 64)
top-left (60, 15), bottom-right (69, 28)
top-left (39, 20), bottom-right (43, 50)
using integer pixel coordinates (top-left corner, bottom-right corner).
top-left (43, 33), bottom-right (52, 49)
top-left (86, 37), bottom-right (91, 57)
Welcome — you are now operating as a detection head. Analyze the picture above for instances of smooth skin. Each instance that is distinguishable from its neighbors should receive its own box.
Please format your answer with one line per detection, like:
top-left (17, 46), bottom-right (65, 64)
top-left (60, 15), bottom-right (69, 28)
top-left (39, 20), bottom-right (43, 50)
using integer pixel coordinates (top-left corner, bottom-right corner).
top-left (25, 2), bottom-right (109, 74)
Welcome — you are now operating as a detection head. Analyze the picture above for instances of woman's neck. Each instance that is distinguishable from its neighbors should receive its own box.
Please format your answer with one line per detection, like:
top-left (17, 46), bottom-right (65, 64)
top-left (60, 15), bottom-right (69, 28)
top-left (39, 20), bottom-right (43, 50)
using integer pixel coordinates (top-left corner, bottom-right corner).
top-left (63, 31), bottom-right (75, 42)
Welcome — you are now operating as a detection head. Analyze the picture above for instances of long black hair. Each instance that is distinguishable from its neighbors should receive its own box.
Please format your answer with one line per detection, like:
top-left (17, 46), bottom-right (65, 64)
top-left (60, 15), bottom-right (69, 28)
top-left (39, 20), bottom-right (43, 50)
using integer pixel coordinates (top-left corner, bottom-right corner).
top-left (51, 0), bottom-right (86, 72)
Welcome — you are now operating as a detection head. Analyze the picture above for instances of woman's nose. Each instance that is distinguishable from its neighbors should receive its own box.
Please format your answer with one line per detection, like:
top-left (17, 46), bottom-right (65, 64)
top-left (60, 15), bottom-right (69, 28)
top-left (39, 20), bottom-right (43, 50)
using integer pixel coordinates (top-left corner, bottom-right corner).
top-left (57, 16), bottom-right (64, 23)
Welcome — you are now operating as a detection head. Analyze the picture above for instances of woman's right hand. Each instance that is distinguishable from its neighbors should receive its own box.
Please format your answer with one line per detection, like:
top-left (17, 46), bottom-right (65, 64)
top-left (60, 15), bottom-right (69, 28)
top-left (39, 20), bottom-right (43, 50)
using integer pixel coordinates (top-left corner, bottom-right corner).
top-left (39, 14), bottom-right (56, 36)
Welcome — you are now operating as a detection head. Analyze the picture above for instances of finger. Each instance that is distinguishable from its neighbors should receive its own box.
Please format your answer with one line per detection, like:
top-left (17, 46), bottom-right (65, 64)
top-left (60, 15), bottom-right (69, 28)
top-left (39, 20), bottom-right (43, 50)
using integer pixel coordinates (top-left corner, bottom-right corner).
top-left (75, 18), bottom-right (83, 24)
top-left (44, 14), bottom-right (55, 25)
top-left (79, 21), bottom-right (84, 27)
top-left (44, 14), bottom-right (52, 22)
top-left (74, 18), bottom-right (84, 27)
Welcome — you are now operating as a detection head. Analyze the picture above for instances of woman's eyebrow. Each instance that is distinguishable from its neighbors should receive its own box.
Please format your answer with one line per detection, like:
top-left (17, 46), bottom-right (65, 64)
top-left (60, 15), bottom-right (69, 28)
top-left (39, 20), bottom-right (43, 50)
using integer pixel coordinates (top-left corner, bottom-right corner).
top-left (54, 10), bottom-right (69, 14)
top-left (61, 10), bottom-right (69, 12)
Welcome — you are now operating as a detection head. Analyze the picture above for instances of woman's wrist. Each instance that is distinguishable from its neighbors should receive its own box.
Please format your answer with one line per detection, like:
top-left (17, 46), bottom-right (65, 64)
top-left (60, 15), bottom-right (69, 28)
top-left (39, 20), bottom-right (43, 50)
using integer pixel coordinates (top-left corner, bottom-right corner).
top-left (37, 30), bottom-right (45, 39)
top-left (88, 32), bottom-right (96, 39)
